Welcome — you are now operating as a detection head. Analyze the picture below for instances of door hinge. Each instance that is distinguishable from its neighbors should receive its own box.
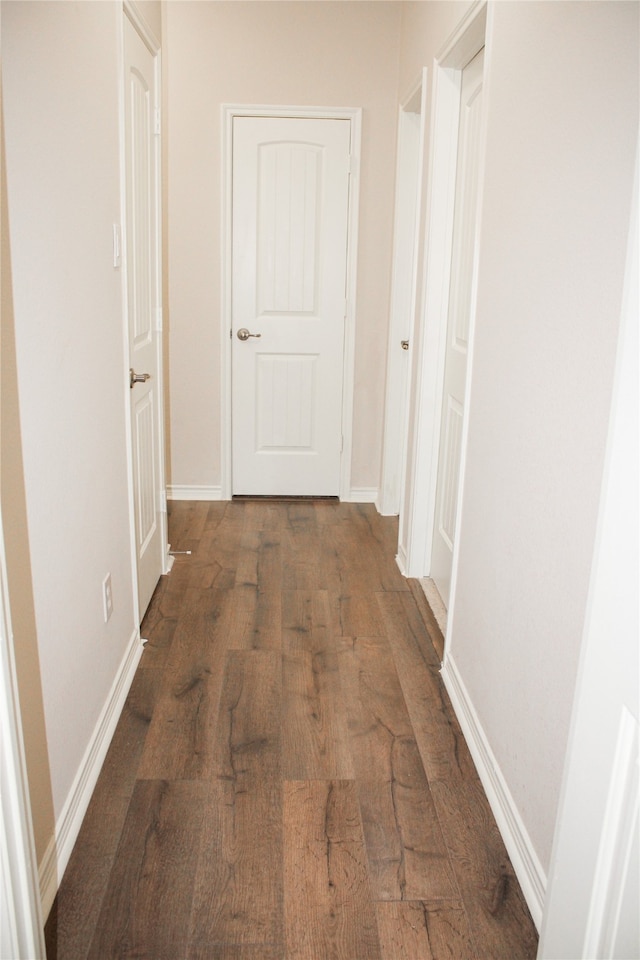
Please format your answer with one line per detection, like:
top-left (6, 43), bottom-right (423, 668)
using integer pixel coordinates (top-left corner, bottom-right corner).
top-left (154, 108), bottom-right (161, 137)
top-left (155, 307), bottom-right (163, 332)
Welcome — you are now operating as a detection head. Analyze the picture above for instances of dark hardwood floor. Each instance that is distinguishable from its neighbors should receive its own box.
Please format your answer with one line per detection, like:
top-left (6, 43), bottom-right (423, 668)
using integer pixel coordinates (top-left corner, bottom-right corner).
top-left (45, 500), bottom-right (538, 959)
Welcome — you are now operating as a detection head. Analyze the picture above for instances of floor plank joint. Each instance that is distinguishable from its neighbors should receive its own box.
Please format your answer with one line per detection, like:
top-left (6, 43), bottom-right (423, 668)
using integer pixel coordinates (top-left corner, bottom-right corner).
top-left (45, 500), bottom-right (538, 959)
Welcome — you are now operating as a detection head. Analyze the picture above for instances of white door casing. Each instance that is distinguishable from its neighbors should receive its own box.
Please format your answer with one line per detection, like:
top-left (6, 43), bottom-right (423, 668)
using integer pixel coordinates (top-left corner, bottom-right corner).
top-left (430, 48), bottom-right (485, 608)
top-left (0, 519), bottom-right (45, 958)
top-left (123, 11), bottom-right (166, 619)
top-left (231, 116), bottom-right (351, 496)
top-left (400, 1), bottom-right (488, 592)
top-left (221, 105), bottom-right (361, 502)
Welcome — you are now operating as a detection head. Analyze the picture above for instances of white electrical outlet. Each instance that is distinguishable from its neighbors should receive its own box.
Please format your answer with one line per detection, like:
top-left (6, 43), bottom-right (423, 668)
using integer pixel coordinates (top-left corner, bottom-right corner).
top-left (102, 573), bottom-right (113, 623)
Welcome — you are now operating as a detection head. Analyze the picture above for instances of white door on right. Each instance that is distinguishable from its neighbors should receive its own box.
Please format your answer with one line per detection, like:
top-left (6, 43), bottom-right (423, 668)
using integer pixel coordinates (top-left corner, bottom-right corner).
top-left (431, 48), bottom-right (484, 608)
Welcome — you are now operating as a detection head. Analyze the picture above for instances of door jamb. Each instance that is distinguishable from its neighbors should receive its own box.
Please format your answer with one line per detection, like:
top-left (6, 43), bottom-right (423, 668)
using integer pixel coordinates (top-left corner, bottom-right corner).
top-left (402, 2), bottom-right (488, 632)
top-left (220, 104), bottom-right (362, 501)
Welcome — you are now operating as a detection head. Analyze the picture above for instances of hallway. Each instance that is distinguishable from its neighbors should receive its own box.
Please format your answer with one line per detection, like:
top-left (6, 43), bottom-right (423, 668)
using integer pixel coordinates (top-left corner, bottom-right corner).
top-left (45, 500), bottom-right (538, 959)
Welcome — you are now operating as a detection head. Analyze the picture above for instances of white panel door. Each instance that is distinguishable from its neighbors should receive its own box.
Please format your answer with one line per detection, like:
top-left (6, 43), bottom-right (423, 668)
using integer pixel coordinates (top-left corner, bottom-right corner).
top-left (431, 49), bottom-right (484, 607)
top-left (124, 16), bottom-right (163, 617)
top-left (231, 117), bottom-right (351, 496)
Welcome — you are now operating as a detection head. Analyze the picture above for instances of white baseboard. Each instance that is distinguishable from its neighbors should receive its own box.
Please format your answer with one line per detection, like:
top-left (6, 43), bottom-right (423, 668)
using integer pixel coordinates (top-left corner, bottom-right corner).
top-left (167, 485), bottom-right (380, 505)
top-left (166, 484), bottom-right (223, 501)
top-left (441, 653), bottom-right (546, 931)
top-left (38, 629), bottom-right (143, 918)
top-left (345, 487), bottom-right (378, 504)
top-left (376, 490), bottom-right (400, 516)
top-left (396, 545), bottom-right (408, 576)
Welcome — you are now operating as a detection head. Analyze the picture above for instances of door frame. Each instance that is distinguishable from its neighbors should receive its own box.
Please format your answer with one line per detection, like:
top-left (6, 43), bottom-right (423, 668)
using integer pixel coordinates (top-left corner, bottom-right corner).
top-left (379, 70), bottom-right (428, 519)
top-left (220, 104), bottom-right (362, 501)
top-left (401, 1), bottom-right (488, 643)
top-left (0, 517), bottom-right (45, 957)
top-left (121, 1), bottom-right (171, 628)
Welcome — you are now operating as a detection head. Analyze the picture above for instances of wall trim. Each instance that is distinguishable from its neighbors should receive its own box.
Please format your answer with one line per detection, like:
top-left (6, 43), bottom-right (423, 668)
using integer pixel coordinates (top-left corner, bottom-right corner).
top-left (38, 628), bottom-right (143, 918)
top-left (166, 485), bottom-right (378, 504)
top-left (123, 0), bottom-right (160, 54)
top-left (441, 652), bottom-right (546, 930)
top-left (346, 487), bottom-right (378, 504)
top-left (220, 104), bottom-right (362, 502)
top-left (395, 546), bottom-right (408, 577)
top-left (166, 484), bottom-right (223, 502)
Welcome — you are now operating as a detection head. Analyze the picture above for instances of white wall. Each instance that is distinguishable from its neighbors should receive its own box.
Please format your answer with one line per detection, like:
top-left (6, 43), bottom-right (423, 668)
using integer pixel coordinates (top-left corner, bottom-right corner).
top-left (164, 0), bottom-right (403, 496)
top-left (1, 0), bottom-right (160, 909)
top-left (539, 138), bottom-right (639, 960)
top-left (398, 0), bottom-right (638, 926)
top-left (448, 0), bottom-right (638, 874)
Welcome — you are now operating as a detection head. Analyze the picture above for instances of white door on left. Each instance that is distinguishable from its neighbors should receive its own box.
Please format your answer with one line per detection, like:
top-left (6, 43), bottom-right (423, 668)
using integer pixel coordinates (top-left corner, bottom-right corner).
top-left (124, 15), bottom-right (164, 618)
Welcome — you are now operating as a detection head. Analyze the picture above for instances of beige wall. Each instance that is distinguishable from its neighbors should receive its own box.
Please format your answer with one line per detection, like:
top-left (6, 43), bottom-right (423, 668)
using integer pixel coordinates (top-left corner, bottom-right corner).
top-left (453, 0), bottom-right (638, 871)
top-left (1, 96), bottom-right (54, 865)
top-left (400, 0), bottom-right (638, 890)
top-left (1, 0), bottom-right (159, 890)
top-left (164, 1), bottom-right (403, 493)
top-left (3, 0), bottom-right (636, 930)
top-left (398, 0), bottom-right (471, 95)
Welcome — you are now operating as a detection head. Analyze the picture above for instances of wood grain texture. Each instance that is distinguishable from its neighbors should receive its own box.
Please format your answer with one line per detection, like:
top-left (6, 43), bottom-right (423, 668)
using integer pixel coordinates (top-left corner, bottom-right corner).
top-left (190, 651), bottom-right (283, 951)
top-left (375, 900), bottom-right (477, 960)
top-left (377, 591), bottom-right (478, 783)
top-left (188, 778), bottom-right (283, 952)
top-left (187, 945), bottom-right (283, 960)
top-left (282, 590), bottom-right (353, 779)
top-left (407, 577), bottom-right (446, 661)
top-left (284, 780), bottom-right (381, 960)
top-left (356, 737), bottom-right (457, 901)
top-left (137, 588), bottom-right (233, 780)
top-left (228, 582), bottom-right (282, 651)
top-left (282, 502), bottom-right (329, 591)
top-left (45, 667), bottom-right (162, 960)
top-left (211, 650), bottom-right (281, 784)
top-left (337, 634), bottom-right (414, 781)
top-left (331, 590), bottom-right (388, 638)
top-left (430, 778), bottom-right (539, 959)
top-left (87, 780), bottom-right (209, 960)
top-left (168, 500), bottom-right (210, 551)
top-left (45, 500), bottom-right (538, 960)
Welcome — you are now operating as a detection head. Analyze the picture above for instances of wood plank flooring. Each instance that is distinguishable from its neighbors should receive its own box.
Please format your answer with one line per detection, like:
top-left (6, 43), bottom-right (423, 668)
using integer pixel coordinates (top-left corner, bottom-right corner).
top-left (45, 500), bottom-right (538, 959)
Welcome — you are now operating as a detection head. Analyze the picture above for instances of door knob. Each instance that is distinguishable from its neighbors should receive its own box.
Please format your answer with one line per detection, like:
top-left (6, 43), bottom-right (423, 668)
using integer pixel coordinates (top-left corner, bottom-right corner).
top-left (237, 327), bottom-right (262, 341)
top-left (401, 340), bottom-right (409, 351)
top-left (130, 369), bottom-right (151, 388)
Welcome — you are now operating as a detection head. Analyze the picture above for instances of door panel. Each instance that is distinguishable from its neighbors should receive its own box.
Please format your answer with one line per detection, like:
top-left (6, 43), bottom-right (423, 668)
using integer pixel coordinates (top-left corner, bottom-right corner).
top-left (124, 16), bottom-right (163, 617)
top-left (431, 49), bottom-right (484, 607)
top-left (232, 117), bottom-right (350, 496)
top-left (258, 142), bottom-right (321, 314)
